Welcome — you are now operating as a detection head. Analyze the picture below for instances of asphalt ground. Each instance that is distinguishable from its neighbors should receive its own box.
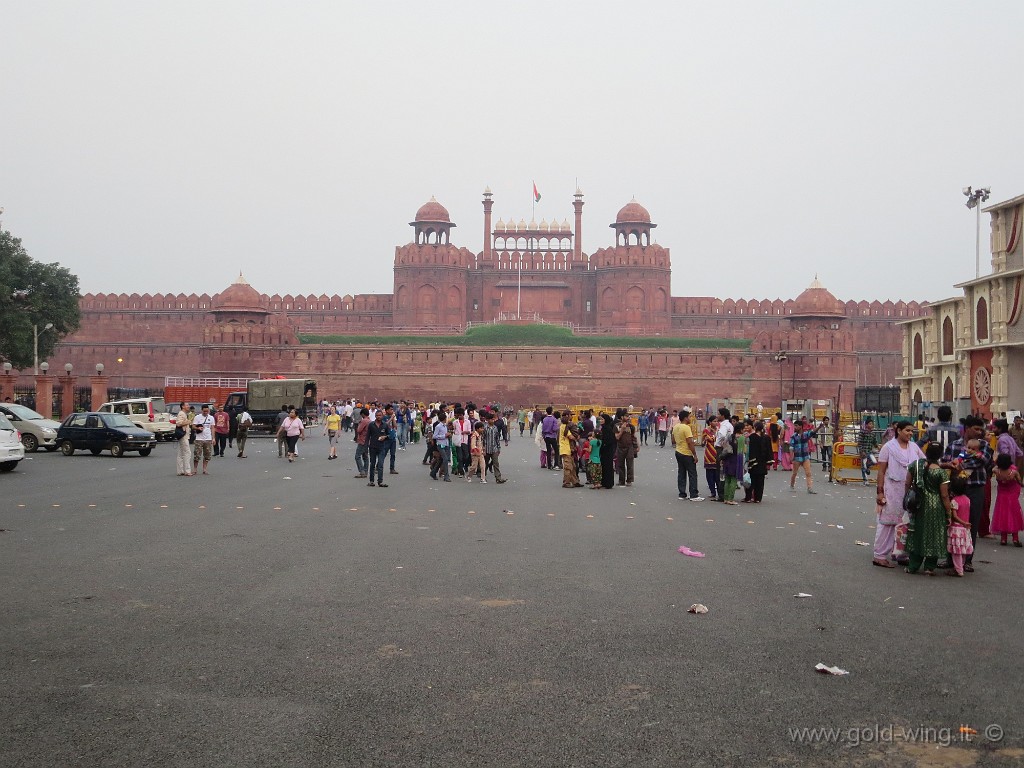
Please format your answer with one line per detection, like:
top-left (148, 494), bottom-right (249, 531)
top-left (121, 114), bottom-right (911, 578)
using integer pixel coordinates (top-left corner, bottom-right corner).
top-left (2, 432), bottom-right (1023, 768)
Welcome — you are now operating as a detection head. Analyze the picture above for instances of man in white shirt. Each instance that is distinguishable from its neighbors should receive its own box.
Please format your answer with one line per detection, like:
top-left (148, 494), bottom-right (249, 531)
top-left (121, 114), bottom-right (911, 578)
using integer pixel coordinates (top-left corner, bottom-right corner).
top-left (715, 407), bottom-right (734, 449)
top-left (236, 409), bottom-right (253, 459)
top-left (451, 407), bottom-right (472, 476)
top-left (191, 404), bottom-right (216, 475)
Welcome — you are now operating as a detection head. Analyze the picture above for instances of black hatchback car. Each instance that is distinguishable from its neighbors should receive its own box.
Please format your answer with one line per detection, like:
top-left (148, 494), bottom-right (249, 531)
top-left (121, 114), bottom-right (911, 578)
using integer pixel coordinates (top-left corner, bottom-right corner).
top-left (56, 412), bottom-right (157, 457)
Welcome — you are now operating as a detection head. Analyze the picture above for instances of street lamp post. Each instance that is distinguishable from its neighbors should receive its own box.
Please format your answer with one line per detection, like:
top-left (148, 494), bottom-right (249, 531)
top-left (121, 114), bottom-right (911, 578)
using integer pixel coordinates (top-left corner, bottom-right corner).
top-left (963, 186), bottom-right (991, 278)
top-left (775, 351), bottom-right (788, 409)
top-left (33, 323), bottom-right (54, 376)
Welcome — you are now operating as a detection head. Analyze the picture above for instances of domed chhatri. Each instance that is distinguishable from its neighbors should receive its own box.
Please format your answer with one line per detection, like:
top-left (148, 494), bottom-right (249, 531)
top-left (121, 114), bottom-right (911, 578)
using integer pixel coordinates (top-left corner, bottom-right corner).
top-left (790, 275), bottom-right (845, 317)
top-left (615, 199), bottom-right (652, 224)
top-left (213, 272), bottom-right (267, 312)
top-left (413, 196), bottom-right (451, 224)
top-left (410, 197), bottom-right (456, 245)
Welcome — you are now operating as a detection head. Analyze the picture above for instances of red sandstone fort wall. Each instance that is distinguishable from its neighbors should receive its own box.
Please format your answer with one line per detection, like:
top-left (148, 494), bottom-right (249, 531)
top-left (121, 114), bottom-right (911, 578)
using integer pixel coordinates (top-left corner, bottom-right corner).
top-left (44, 341), bottom-right (897, 410)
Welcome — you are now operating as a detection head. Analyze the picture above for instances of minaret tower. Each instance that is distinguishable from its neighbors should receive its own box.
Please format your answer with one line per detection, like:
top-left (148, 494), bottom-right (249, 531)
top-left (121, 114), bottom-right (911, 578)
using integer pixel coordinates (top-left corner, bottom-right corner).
top-left (482, 186), bottom-right (493, 262)
top-left (573, 187), bottom-right (584, 260)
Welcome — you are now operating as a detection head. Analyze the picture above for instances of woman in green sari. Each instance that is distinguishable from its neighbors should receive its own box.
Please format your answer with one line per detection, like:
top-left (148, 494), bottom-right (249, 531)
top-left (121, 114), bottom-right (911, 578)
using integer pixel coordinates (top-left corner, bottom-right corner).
top-left (905, 442), bottom-right (950, 575)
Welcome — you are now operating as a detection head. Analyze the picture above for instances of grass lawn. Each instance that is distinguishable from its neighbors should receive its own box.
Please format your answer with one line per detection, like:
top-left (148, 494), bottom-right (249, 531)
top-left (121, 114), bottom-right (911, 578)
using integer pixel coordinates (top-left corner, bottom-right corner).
top-left (299, 324), bottom-right (751, 349)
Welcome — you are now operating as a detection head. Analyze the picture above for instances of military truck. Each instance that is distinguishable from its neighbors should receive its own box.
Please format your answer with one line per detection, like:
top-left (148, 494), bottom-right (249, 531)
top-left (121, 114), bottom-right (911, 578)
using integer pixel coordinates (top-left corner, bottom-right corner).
top-left (223, 378), bottom-right (317, 430)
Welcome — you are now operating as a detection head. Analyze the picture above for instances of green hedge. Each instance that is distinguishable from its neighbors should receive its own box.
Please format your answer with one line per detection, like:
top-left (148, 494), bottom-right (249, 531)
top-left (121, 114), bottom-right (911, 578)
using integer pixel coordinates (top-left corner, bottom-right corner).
top-left (299, 324), bottom-right (750, 349)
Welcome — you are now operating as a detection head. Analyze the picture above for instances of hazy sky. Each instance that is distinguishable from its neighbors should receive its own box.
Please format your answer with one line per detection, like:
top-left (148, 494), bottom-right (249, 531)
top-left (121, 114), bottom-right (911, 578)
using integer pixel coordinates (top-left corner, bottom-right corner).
top-left (2, 1), bottom-right (1022, 304)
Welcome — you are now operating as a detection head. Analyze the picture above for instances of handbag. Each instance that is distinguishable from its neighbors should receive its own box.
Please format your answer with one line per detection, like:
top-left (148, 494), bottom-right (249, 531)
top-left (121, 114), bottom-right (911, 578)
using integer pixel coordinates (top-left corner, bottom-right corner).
top-left (902, 459), bottom-right (925, 514)
top-left (173, 425), bottom-right (186, 440)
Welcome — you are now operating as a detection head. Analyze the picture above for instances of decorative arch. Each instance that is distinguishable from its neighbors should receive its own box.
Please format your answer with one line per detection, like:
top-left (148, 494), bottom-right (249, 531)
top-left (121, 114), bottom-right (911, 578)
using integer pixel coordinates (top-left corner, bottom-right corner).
top-left (943, 376), bottom-right (954, 401)
top-left (447, 285), bottom-right (461, 310)
top-left (913, 389), bottom-right (923, 403)
top-left (396, 285), bottom-right (408, 310)
top-left (976, 297), bottom-right (989, 341)
top-left (653, 287), bottom-right (668, 312)
top-left (912, 333), bottom-right (923, 370)
top-left (601, 286), bottom-right (618, 311)
top-left (942, 315), bottom-right (954, 356)
top-left (625, 286), bottom-right (646, 311)
top-left (417, 285), bottom-right (437, 310)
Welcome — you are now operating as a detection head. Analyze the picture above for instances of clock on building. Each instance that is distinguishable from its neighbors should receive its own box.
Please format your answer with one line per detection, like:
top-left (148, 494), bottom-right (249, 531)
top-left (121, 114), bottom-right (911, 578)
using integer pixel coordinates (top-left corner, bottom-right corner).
top-left (973, 366), bottom-right (991, 405)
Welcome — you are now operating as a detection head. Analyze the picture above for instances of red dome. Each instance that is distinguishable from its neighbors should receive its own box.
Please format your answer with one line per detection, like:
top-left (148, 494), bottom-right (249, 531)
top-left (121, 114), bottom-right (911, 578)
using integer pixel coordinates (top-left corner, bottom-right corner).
top-left (213, 274), bottom-right (267, 312)
top-left (791, 277), bottom-right (844, 317)
top-left (615, 200), bottom-right (652, 224)
top-left (414, 197), bottom-right (451, 223)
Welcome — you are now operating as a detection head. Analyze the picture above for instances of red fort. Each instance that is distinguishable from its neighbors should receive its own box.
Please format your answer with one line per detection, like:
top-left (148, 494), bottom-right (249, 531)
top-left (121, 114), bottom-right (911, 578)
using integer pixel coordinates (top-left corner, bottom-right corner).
top-left (37, 189), bottom-right (917, 407)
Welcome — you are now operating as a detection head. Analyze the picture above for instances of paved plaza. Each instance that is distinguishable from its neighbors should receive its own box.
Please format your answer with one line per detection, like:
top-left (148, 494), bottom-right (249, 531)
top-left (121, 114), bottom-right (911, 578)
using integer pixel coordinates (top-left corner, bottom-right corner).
top-left (2, 434), bottom-right (1023, 767)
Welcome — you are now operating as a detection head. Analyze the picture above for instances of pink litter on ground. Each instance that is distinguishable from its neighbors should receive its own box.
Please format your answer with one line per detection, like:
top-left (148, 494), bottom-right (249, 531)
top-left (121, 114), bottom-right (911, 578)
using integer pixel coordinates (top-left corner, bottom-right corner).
top-left (678, 546), bottom-right (705, 558)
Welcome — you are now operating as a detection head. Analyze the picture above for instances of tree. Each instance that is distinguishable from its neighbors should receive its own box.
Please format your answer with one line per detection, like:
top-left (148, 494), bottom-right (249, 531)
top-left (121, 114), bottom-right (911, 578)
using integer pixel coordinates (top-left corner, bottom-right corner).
top-left (0, 229), bottom-right (81, 370)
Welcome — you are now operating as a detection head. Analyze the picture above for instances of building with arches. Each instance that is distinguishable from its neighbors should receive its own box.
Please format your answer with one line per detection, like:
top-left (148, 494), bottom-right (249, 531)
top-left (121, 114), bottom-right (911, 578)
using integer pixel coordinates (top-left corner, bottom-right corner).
top-left (900, 192), bottom-right (1024, 418)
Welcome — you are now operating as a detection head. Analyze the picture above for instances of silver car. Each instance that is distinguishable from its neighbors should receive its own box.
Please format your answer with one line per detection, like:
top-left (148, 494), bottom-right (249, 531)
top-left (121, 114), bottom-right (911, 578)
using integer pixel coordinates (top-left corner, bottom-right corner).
top-left (0, 403), bottom-right (61, 452)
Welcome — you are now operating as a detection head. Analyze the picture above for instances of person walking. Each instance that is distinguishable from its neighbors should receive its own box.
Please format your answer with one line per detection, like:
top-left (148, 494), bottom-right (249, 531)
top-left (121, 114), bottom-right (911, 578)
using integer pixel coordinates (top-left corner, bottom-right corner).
top-left (672, 408), bottom-right (703, 501)
top-left (280, 408), bottom-right (305, 463)
top-left (431, 414), bottom-right (452, 482)
top-left (541, 407), bottom-right (561, 470)
top-left (174, 401), bottom-right (192, 476)
top-left (598, 414), bottom-right (616, 490)
top-left (858, 419), bottom-right (879, 484)
top-left (383, 404), bottom-right (399, 475)
top-left (236, 408), bottom-right (252, 458)
top-left (323, 405), bottom-right (341, 460)
top-left (788, 419), bottom-right (817, 494)
top-left (746, 420), bottom-right (773, 503)
top-left (816, 416), bottom-right (833, 476)
top-left (212, 405), bottom-right (230, 458)
top-left (354, 407), bottom-right (370, 478)
top-left (615, 412), bottom-right (636, 487)
top-left (467, 422), bottom-right (486, 482)
top-left (191, 404), bottom-right (216, 476)
top-left (274, 404), bottom-right (288, 458)
top-left (367, 410), bottom-right (389, 487)
top-left (483, 412), bottom-right (507, 484)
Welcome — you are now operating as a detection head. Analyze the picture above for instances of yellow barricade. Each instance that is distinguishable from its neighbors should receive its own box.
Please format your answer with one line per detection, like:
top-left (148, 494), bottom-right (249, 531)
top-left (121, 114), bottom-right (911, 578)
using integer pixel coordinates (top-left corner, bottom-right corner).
top-left (830, 441), bottom-right (876, 485)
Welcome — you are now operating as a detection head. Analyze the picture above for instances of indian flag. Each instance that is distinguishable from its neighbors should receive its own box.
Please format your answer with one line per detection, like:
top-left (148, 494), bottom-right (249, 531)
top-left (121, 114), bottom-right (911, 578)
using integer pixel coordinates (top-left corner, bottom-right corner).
top-left (533, 181), bottom-right (541, 202)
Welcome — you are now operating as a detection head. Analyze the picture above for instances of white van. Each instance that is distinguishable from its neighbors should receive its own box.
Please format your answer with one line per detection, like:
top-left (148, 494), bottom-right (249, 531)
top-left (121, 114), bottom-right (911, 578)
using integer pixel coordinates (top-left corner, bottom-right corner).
top-left (98, 397), bottom-right (176, 441)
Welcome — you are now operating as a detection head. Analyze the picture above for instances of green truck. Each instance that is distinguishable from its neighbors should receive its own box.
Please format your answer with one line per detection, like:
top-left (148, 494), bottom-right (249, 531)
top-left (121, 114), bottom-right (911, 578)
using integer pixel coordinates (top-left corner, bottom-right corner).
top-left (223, 379), bottom-right (317, 431)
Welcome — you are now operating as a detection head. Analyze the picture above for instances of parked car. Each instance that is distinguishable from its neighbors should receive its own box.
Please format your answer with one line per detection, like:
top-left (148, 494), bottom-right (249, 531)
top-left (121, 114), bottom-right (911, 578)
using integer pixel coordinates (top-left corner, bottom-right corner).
top-left (0, 403), bottom-right (62, 452)
top-left (97, 397), bottom-right (176, 441)
top-left (56, 412), bottom-right (157, 457)
top-left (0, 413), bottom-right (26, 472)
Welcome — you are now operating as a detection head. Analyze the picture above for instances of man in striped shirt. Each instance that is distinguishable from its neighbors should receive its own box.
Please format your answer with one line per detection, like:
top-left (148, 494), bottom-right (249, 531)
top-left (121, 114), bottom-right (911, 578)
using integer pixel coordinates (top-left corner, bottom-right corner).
top-left (702, 415), bottom-right (720, 501)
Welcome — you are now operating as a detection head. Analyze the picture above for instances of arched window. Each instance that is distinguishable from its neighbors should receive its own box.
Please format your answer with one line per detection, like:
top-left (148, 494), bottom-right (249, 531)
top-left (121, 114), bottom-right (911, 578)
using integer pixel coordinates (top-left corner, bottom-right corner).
top-left (913, 333), bottom-right (923, 370)
top-left (942, 316), bottom-right (954, 356)
top-left (976, 298), bottom-right (989, 341)
top-left (943, 377), bottom-right (954, 401)
top-left (913, 389), bottom-right (923, 403)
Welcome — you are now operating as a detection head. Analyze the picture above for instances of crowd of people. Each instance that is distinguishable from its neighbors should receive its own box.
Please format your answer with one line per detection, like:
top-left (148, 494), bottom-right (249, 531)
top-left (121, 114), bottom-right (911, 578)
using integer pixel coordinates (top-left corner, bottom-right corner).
top-left (168, 397), bottom-right (1024, 574)
top-left (871, 406), bottom-right (1024, 577)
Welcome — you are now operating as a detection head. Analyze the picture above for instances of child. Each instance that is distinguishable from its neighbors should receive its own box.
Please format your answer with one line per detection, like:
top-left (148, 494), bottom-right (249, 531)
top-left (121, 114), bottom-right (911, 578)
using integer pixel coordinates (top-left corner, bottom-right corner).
top-left (467, 422), bottom-right (485, 483)
top-left (588, 433), bottom-right (602, 489)
top-left (991, 453), bottom-right (1024, 546)
top-left (946, 473), bottom-right (974, 576)
top-left (579, 435), bottom-right (592, 484)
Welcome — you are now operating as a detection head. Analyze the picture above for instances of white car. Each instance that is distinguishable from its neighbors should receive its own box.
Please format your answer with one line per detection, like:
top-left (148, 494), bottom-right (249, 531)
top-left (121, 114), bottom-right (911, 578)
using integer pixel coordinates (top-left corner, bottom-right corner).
top-left (0, 413), bottom-right (26, 472)
top-left (0, 403), bottom-right (61, 452)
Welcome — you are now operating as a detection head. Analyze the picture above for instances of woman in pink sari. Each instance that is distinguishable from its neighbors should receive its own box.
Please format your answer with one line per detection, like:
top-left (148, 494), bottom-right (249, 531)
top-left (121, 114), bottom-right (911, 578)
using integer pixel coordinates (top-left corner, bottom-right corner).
top-left (778, 419), bottom-right (794, 471)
